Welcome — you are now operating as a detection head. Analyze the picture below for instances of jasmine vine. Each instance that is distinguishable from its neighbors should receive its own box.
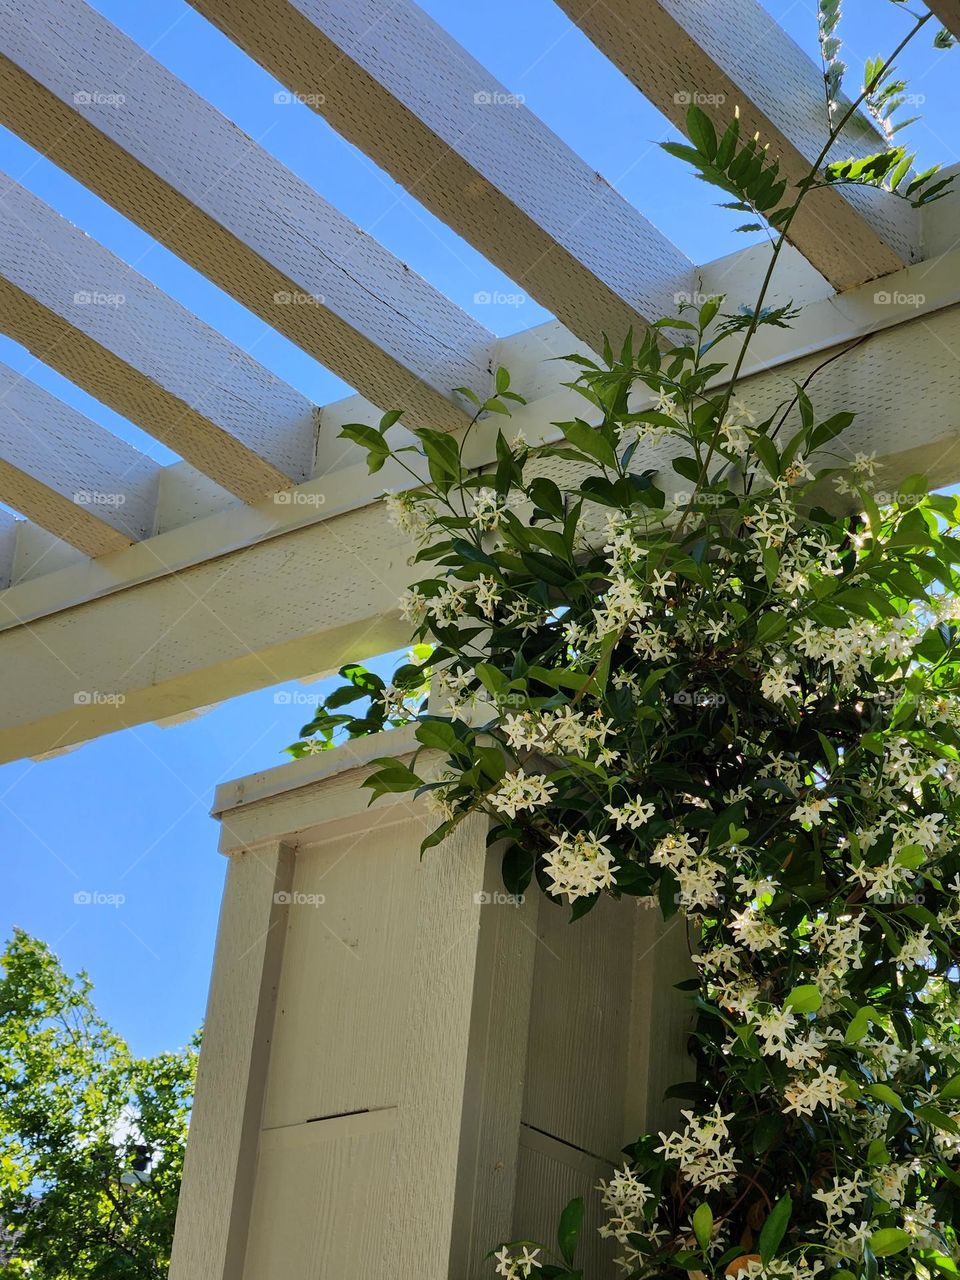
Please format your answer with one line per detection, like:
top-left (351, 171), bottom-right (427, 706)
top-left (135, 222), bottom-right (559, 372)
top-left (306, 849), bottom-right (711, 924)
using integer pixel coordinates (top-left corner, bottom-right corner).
top-left (289, 9), bottom-right (959, 1279)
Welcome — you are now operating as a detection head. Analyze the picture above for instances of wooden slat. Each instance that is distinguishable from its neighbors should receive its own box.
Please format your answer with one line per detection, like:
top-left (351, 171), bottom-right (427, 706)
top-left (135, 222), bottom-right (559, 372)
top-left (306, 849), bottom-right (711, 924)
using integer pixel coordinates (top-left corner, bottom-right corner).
top-left (0, 177), bottom-right (317, 503)
top-left (553, 0), bottom-right (919, 289)
top-left (186, 0), bottom-right (695, 351)
top-left (0, 0), bottom-right (493, 433)
top-left (0, 362), bottom-right (159, 555)
top-left (927, 0), bottom-right (960, 36)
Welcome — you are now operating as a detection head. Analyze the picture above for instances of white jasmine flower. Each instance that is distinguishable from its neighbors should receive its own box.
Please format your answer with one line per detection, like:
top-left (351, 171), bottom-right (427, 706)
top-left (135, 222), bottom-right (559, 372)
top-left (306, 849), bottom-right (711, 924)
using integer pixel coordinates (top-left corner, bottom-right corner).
top-left (491, 769), bottom-right (558, 819)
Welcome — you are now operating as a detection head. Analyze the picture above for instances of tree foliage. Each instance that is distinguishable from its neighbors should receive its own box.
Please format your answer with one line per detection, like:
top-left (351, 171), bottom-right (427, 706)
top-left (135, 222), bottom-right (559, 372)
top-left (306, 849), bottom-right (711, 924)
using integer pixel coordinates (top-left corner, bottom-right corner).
top-left (0, 930), bottom-right (197, 1278)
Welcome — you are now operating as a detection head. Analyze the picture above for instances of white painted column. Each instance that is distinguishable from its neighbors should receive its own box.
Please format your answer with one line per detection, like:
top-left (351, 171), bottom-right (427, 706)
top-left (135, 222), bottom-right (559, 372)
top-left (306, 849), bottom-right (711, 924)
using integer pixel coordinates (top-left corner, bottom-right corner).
top-left (170, 729), bottom-right (694, 1279)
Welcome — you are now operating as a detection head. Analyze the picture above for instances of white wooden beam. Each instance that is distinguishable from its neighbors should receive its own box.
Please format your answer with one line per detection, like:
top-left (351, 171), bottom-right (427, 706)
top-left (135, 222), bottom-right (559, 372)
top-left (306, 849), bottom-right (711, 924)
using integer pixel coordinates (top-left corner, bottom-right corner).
top-left (927, 1), bottom-right (960, 37)
top-left (0, 177), bottom-right (958, 763)
top-left (0, 177), bottom-right (317, 503)
top-left (186, 0), bottom-right (695, 351)
top-left (0, 362), bottom-right (159, 555)
top-left (0, 0), bottom-right (492, 432)
top-left (2, 293), bottom-right (960, 764)
top-left (0, 509), bottom-right (19, 589)
top-left (552, 0), bottom-right (918, 289)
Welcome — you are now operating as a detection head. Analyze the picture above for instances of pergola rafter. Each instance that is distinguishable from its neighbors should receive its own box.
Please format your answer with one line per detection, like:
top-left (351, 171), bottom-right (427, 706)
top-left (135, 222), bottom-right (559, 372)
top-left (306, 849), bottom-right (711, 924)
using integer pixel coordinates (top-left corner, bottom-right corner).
top-left (0, 0), bottom-right (952, 762)
top-left (553, 0), bottom-right (919, 289)
top-left (186, 0), bottom-right (697, 352)
top-left (0, 362), bottom-right (159, 555)
top-left (0, 177), bottom-right (318, 503)
top-left (0, 0), bottom-right (494, 433)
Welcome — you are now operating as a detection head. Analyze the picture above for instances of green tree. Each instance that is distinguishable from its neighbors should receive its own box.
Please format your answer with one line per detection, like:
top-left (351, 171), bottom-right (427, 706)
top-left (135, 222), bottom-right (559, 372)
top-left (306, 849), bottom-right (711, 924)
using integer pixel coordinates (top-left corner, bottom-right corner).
top-left (0, 929), bottom-right (197, 1278)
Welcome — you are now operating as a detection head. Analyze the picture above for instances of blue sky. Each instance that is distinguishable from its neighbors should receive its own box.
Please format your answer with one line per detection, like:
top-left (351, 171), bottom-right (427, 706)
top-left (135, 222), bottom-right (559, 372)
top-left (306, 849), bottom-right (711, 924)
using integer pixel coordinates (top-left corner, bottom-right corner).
top-left (1, 0), bottom-right (957, 1058)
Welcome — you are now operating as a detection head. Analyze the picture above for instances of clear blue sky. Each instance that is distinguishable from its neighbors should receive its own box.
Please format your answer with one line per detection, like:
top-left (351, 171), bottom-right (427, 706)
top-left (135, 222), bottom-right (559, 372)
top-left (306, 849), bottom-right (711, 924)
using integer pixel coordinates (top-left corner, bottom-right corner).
top-left (1, 0), bottom-right (957, 1058)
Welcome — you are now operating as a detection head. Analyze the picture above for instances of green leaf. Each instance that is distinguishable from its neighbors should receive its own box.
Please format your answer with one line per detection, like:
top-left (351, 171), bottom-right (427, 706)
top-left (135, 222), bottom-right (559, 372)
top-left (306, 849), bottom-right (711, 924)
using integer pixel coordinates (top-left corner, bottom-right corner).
top-left (866, 1139), bottom-right (890, 1166)
top-left (339, 423), bottom-right (390, 473)
top-left (865, 1082), bottom-right (907, 1112)
top-left (558, 419), bottom-right (618, 468)
top-left (686, 104), bottom-right (718, 159)
top-left (415, 719), bottom-right (461, 752)
top-left (693, 1202), bottom-right (713, 1254)
top-left (916, 1104), bottom-right (960, 1135)
top-left (758, 1194), bottom-right (792, 1262)
top-left (869, 1229), bottom-right (911, 1257)
top-left (784, 984), bottom-right (821, 1014)
top-left (557, 1197), bottom-right (585, 1265)
top-left (844, 1005), bottom-right (879, 1044)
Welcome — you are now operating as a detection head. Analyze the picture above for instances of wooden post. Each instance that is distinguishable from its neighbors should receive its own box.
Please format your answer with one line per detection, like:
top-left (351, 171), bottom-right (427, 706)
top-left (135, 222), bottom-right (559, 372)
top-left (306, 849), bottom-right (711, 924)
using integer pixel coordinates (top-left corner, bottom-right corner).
top-left (169, 730), bottom-right (694, 1278)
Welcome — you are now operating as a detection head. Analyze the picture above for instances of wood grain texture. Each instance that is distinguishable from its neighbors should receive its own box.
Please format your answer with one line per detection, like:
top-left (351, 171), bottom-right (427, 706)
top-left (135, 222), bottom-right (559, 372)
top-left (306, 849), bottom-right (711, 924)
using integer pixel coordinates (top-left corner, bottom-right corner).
top-left (926, 0), bottom-right (960, 37)
top-left (169, 842), bottom-right (294, 1280)
top-left (0, 178), bottom-right (317, 501)
top-left (187, 0), bottom-right (695, 352)
top-left (0, 0), bottom-right (493, 433)
top-left (243, 1111), bottom-right (398, 1278)
top-left (0, 362), bottom-right (159, 554)
top-left (553, 0), bottom-right (918, 288)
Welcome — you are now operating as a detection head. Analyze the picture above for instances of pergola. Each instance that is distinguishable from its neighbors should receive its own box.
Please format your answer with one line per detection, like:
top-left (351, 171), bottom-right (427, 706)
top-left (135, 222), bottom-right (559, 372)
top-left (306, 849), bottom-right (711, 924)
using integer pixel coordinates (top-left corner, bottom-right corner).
top-left (1, 1), bottom-right (959, 1276)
